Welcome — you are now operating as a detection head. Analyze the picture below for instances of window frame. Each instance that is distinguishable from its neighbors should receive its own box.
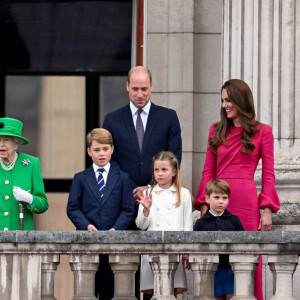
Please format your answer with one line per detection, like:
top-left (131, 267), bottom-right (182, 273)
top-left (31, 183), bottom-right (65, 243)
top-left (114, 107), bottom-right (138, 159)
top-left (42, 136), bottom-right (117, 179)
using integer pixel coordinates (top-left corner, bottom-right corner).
top-left (0, 0), bottom-right (144, 192)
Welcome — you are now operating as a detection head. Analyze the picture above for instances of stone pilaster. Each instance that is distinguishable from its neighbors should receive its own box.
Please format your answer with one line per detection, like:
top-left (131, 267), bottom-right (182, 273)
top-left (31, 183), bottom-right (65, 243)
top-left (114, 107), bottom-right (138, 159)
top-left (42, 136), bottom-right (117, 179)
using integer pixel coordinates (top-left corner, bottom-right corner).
top-left (223, 0), bottom-right (300, 229)
top-left (109, 254), bottom-right (140, 300)
top-left (268, 255), bottom-right (298, 300)
top-left (41, 254), bottom-right (60, 300)
top-left (189, 254), bottom-right (219, 300)
top-left (146, 0), bottom-right (194, 191)
top-left (69, 254), bottom-right (99, 300)
top-left (230, 255), bottom-right (259, 300)
top-left (149, 254), bottom-right (180, 300)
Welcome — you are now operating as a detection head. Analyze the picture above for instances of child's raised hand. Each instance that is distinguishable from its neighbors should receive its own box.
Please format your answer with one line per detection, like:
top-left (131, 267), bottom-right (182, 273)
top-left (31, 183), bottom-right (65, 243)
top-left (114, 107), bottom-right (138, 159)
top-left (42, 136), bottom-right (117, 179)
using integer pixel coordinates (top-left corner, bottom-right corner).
top-left (136, 189), bottom-right (152, 217)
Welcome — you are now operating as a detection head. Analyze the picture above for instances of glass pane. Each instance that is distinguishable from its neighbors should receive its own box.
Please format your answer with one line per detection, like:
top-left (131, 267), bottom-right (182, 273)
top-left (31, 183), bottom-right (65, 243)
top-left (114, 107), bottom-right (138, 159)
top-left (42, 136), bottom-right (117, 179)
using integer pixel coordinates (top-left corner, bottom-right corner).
top-left (99, 76), bottom-right (129, 125)
top-left (5, 76), bottom-right (85, 178)
top-left (1, 1), bottom-right (132, 73)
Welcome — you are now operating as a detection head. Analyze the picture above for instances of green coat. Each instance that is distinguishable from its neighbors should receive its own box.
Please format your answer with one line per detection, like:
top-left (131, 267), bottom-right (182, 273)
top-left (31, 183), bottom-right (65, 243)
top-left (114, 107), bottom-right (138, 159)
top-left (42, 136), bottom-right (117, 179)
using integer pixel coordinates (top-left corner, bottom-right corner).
top-left (0, 152), bottom-right (48, 230)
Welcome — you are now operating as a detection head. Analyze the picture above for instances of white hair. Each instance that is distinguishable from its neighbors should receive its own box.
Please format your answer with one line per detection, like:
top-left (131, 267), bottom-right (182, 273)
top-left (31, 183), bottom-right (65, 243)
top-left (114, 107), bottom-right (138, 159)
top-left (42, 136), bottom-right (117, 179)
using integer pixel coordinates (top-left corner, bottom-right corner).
top-left (14, 137), bottom-right (23, 145)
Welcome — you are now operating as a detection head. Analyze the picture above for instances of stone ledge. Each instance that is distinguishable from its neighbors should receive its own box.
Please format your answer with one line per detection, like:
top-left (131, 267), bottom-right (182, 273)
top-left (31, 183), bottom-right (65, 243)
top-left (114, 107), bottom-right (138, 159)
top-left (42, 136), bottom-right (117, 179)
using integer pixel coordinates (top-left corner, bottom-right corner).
top-left (1, 230), bottom-right (300, 244)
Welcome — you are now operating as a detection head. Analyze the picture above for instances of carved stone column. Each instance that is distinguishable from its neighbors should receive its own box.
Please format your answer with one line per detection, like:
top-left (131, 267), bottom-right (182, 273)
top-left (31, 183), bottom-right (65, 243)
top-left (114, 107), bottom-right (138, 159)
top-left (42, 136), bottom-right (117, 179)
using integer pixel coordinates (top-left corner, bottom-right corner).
top-left (268, 255), bottom-right (298, 300)
top-left (41, 254), bottom-right (60, 300)
top-left (189, 254), bottom-right (219, 300)
top-left (69, 254), bottom-right (99, 300)
top-left (148, 254), bottom-right (180, 300)
top-left (109, 254), bottom-right (140, 300)
top-left (230, 255), bottom-right (259, 300)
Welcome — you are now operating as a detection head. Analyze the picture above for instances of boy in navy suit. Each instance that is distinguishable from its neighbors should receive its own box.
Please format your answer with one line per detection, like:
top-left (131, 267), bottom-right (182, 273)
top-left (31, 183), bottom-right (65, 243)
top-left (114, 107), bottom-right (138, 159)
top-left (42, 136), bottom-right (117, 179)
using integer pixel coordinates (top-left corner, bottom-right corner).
top-left (67, 128), bottom-right (135, 300)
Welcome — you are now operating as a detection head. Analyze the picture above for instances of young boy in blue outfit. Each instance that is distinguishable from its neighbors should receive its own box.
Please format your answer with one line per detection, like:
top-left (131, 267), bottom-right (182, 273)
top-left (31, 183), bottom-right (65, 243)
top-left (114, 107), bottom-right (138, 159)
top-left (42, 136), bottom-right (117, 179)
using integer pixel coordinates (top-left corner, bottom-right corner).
top-left (194, 179), bottom-right (244, 300)
top-left (67, 128), bottom-right (135, 300)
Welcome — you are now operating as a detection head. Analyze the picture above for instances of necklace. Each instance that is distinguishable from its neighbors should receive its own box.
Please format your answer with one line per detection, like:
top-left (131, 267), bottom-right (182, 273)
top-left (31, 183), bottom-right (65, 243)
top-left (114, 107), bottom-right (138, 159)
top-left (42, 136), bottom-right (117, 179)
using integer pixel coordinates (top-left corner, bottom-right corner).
top-left (0, 152), bottom-right (18, 171)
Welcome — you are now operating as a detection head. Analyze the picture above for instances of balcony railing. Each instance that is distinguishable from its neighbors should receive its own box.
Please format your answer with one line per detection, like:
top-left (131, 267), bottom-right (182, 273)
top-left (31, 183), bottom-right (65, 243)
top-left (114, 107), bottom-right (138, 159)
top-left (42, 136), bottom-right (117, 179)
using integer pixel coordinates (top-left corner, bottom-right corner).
top-left (0, 231), bottom-right (299, 300)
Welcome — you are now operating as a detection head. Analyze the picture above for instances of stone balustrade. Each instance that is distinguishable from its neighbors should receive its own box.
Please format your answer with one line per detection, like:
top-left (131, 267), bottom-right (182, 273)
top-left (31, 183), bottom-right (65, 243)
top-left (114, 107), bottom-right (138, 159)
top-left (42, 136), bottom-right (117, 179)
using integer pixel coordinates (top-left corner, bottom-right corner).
top-left (0, 231), bottom-right (300, 300)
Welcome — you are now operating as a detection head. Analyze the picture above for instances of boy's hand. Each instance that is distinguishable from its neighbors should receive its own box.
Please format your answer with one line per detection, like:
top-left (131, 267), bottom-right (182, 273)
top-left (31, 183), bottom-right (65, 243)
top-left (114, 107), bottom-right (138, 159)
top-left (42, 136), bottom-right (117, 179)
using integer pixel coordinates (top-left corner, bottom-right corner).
top-left (136, 189), bottom-right (152, 217)
top-left (182, 254), bottom-right (190, 270)
top-left (87, 224), bottom-right (98, 231)
top-left (109, 228), bottom-right (115, 231)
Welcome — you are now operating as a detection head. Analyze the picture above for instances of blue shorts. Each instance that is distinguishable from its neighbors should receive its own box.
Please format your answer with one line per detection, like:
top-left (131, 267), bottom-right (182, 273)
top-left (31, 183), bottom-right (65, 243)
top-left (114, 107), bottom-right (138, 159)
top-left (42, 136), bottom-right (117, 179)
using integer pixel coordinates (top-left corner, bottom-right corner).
top-left (214, 268), bottom-right (234, 297)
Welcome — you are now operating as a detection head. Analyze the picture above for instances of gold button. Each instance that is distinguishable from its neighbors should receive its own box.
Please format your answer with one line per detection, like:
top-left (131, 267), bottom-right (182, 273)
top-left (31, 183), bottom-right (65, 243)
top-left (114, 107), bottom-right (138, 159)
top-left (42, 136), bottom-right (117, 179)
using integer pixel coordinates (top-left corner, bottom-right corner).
top-left (5, 196), bottom-right (9, 200)
top-left (4, 212), bottom-right (8, 217)
top-left (3, 228), bottom-right (8, 231)
top-left (5, 180), bottom-right (9, 185)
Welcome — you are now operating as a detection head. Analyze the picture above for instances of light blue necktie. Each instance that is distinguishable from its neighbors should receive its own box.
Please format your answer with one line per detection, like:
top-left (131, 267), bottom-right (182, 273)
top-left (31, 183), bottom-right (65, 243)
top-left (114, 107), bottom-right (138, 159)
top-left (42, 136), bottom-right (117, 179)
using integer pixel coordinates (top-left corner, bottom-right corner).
top-left (97, 168), bottom-right (105, 198)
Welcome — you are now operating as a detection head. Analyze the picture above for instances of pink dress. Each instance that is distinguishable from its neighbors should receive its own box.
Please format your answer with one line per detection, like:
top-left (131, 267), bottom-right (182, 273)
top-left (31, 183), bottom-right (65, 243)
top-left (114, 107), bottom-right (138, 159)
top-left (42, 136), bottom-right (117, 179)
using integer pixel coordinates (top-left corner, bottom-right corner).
top-left (194, 123), bottom-right (280, 299)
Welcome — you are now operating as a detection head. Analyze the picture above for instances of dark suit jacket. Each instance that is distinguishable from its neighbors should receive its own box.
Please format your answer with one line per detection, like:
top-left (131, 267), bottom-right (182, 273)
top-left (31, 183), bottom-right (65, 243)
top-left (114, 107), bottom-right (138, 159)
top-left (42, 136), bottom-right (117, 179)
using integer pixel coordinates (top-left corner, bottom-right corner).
top-left (102, 102), bottom-right (182, 186)
top-left (67, 161), bottom-right (135, 230)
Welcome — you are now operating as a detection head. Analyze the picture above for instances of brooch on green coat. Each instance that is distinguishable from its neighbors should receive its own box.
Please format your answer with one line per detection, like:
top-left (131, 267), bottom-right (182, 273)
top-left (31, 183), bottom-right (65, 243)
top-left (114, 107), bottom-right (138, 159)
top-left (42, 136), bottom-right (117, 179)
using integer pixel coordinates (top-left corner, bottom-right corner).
top-left (21, 159), bottom-right (31, 166)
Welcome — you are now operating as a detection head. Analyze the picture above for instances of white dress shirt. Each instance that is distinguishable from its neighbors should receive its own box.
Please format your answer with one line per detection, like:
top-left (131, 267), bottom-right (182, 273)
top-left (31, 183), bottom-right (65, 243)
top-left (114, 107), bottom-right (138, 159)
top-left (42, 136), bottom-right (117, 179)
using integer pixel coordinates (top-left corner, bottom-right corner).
top-left (92, 162), bottom-right (110, 184)
top-left (130, 101), bottom-right (151, 131)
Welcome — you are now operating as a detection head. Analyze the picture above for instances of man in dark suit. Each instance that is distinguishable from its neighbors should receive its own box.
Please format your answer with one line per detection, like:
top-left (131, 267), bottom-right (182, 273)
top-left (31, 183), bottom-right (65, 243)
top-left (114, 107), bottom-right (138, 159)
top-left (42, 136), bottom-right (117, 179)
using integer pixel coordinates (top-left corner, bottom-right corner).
top-left (67, 128), bottom-right (135, 300)
top-left (103, 66), bottom-right (182, 211)
top-left (103, 66), bottom-right (182, 299)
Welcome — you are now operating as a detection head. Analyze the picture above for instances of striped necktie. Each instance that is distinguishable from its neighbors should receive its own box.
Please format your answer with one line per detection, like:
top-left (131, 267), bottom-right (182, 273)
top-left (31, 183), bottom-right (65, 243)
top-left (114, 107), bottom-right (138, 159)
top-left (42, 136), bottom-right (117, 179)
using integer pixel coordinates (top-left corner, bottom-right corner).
top-left (97, 168), bottom-right (105, 198)
top-left (136, 109), bottom-right (144, 152)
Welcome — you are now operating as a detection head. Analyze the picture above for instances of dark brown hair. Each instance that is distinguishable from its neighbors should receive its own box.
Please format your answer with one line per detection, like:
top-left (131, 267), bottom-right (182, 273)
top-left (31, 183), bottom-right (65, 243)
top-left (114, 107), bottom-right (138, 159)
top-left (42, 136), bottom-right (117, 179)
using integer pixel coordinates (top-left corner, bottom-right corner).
top-left (151, 151), bottom-right (182, 207)
top-left (205, 179), bottom-right (231, 197)
top-left (209, 79), bottom-right (259, 154)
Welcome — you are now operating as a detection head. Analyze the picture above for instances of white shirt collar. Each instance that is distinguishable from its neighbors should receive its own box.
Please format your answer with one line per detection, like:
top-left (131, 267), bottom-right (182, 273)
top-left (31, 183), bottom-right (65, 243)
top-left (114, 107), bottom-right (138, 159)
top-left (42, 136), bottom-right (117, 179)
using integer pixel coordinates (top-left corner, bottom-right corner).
top-left (130, 101), bottom-right (151, 115)
top-left (209, 210), bottom-right (225, 217)
top-left (152, 183), bottom-right (177, 192)
top-left (93, 162), bottom-right (110, 174)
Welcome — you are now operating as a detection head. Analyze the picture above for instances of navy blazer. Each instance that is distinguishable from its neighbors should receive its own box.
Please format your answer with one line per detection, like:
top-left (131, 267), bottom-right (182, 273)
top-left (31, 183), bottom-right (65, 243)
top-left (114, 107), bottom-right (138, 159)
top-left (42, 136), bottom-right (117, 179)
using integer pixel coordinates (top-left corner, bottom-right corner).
top-left (67, 161), bottom-right (135, 230)
top-left (102, 103), bottom-right (182, 186)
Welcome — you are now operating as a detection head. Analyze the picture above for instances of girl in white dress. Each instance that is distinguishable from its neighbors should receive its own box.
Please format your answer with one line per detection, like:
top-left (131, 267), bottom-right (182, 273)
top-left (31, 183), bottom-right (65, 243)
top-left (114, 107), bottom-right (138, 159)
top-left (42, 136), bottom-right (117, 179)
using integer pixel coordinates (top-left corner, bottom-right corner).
top-left (135, 151), bottom-right (193, 296)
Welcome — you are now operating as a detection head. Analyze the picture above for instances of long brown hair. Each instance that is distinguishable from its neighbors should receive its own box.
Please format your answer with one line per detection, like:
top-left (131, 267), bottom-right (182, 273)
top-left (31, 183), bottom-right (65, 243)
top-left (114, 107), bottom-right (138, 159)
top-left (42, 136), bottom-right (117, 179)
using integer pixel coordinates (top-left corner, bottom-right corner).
top-left (209, 79), bottom-right (259, 154)
top-left (150, 151), bottom-right (182, 207)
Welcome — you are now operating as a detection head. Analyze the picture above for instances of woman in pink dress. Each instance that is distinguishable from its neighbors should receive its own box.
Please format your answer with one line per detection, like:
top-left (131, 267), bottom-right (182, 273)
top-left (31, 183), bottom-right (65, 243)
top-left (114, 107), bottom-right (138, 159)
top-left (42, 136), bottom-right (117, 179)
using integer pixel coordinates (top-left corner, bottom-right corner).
top-left (194, 79), bottom-right (280, 300)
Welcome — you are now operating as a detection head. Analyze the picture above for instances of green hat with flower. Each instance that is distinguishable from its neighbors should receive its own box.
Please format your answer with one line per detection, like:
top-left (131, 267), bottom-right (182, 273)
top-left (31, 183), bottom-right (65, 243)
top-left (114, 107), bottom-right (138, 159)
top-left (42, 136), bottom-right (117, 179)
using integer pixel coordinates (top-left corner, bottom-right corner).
top-left (0, 117), bottom-right (29, 145)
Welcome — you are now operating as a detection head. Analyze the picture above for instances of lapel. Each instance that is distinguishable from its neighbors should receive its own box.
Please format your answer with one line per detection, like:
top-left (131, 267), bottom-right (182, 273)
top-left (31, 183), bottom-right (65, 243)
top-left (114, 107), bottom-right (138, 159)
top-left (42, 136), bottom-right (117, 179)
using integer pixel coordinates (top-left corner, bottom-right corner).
top-left (83, 166), bottom-right (102, 205)
top-left (141, 103), bottom-right (157, 157)
top-left (122, 105), bottom-right (141, 157)
top-left (101, 162), bottom-right (120, 205)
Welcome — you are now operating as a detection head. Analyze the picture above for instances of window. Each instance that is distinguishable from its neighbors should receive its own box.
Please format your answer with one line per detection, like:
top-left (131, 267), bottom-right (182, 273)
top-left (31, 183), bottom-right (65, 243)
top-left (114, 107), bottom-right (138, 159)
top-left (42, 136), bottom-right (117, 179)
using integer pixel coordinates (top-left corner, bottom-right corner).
top-left (0, 0), bottom-right (134, 191)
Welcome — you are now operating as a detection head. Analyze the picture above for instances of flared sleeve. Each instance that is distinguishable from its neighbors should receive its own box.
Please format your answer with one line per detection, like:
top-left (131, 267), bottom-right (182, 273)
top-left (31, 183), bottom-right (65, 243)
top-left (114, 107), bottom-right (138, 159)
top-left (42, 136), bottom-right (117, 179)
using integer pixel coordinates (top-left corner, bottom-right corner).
top-left (194, 124), bottom-right (217, 210)
top-left (258, 125), bottom-right (281, 213)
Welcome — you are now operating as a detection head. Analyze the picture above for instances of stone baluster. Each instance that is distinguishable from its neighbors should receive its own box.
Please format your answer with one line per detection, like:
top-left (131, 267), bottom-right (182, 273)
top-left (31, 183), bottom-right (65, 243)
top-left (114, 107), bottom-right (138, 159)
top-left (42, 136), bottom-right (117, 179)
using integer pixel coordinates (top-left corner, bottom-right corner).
top-left (268, 255), bottom-right (298, 300)
top-left (69, 254), bottom-right (99, 300)
top-left (109, 254), bottom-right (140, 300)
top-left (230, 254), bottom-right (259, 300)
top-left (189, 254), bottom-right (219, 300)
top-left (148, 254), bottom-right (180, 300)
top-left (41, 254), bottom-right (60, 300)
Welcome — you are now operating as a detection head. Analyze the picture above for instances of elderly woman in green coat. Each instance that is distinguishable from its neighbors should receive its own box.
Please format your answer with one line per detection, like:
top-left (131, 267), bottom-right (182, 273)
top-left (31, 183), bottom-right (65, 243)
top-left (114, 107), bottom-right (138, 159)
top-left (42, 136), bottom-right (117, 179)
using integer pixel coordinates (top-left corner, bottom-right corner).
top-left (0, 117), bottom-right (48, 231)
